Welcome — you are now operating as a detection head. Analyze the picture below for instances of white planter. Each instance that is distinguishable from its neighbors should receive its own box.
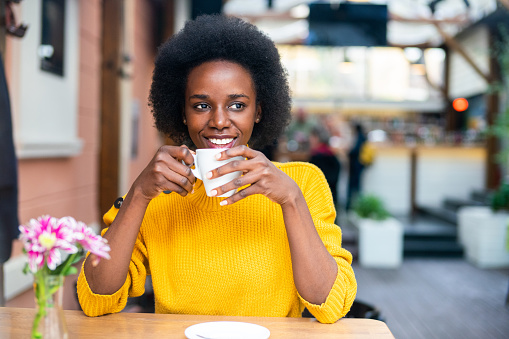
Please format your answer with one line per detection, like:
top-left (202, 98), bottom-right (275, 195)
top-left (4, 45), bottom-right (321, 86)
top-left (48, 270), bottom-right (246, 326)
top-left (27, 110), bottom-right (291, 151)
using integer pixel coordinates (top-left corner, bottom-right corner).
top-left (352, 215), bottom-right (404, 268)
top-left (457, 206), bottom-right (509, 268)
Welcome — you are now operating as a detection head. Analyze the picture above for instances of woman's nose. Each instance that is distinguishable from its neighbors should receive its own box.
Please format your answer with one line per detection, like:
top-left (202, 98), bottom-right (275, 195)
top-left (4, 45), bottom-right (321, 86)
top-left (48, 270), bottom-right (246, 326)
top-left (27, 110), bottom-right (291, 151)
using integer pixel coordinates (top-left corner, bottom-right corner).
top-left (209, 107), bottom-right (231, 129)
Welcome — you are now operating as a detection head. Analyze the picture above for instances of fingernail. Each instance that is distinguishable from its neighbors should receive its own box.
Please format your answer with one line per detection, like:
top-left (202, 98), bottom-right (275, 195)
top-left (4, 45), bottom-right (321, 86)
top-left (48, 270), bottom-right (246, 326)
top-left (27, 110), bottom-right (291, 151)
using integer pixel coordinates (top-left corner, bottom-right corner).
top-left (210, 189), bottom-right (217, 197)
top-left (215, 153), bottom-right (221, 160)
top-left (220, 200), bottom-right (228, 206)
top-left (191, 189), bottom-right (195, 194)
top-left (206, 171), bottom-right (212, 179)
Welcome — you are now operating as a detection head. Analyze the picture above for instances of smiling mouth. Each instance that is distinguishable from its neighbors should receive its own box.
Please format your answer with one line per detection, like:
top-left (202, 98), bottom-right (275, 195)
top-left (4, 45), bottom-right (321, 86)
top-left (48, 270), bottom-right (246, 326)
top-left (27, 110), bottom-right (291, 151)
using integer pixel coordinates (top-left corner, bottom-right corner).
top-left (207, 137), bottom-right (235, 148)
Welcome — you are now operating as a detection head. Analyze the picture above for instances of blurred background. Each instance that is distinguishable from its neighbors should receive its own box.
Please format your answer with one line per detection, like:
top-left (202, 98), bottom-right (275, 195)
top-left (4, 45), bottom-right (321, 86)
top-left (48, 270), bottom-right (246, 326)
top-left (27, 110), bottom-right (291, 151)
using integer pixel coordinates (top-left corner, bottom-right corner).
top-left (1, 1), bottom-right (508, 338)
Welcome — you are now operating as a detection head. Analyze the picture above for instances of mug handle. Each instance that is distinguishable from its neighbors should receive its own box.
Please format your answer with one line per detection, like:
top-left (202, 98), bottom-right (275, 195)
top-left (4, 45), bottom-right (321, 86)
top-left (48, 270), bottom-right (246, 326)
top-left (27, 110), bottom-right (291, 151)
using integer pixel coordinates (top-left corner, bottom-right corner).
top-left (182, 153), bottom-right (201, 180)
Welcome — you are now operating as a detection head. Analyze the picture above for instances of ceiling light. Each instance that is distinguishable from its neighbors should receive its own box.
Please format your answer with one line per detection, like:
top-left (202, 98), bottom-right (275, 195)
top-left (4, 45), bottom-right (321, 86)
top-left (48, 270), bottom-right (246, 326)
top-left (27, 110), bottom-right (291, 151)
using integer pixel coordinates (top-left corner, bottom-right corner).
top-left (290, 4), bottom-right (309, 19)
top-left (404, 47), bottom-right (423, 64)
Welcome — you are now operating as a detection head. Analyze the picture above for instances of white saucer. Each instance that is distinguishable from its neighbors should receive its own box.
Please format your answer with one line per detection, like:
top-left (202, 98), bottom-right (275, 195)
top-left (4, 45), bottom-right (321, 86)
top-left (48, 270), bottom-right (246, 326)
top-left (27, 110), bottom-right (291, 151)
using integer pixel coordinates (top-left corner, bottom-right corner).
top-left (185, 321), bottom-right (270, 339)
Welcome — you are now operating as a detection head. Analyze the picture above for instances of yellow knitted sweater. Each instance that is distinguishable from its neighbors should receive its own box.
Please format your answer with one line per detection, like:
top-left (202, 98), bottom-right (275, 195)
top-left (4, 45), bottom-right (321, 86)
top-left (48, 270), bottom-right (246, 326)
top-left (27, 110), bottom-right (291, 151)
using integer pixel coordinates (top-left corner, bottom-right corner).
top-left (77, 162), bottom-right (357, 323)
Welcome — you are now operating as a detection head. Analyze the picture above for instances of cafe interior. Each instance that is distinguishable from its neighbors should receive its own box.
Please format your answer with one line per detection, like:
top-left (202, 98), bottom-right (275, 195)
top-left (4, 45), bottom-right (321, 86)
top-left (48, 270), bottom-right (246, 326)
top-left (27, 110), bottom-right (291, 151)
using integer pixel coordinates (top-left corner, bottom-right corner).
top-left (1, 0), bottom-right (509, 338)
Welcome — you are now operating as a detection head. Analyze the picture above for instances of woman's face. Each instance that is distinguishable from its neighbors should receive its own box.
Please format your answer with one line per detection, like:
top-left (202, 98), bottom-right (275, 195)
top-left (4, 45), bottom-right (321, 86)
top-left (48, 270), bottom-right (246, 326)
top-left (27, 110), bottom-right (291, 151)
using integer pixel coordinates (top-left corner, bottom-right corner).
top-left (184, 60), bottom-right (261, 149)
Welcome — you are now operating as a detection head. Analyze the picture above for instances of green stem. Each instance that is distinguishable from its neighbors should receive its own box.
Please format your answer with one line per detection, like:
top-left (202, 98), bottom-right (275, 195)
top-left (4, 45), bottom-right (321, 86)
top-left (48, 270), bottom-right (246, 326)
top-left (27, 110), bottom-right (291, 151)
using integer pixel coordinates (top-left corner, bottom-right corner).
top-left (31, 267), bottom-right (64, 339)
top-left (31, 270), bottom-right (46, 339)
top-left (57, 252), bottom-right (78, 278)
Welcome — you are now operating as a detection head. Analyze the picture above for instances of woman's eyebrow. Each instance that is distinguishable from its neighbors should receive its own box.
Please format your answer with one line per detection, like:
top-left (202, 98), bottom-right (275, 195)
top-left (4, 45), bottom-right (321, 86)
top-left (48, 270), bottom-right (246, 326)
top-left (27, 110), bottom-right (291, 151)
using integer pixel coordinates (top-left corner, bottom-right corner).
top-left (188, 94), bottom-right (209, 100)
top-left (229, 94), bottom-right (249, 99)
top-left (188, 93), bottom-right (249, 100)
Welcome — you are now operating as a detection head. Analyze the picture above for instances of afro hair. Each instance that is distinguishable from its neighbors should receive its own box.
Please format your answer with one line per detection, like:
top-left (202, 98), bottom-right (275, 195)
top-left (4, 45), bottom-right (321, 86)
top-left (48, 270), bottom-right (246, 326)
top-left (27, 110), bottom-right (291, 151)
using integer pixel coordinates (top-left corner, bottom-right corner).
top-left (148, 14), bottom-right (292, 150)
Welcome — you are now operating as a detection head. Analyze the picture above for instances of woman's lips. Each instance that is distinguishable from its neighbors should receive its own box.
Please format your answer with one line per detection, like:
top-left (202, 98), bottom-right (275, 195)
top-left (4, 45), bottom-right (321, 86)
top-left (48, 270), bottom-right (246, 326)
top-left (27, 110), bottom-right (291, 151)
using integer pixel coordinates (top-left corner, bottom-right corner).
top-left (205, 137), bottom-right (236, 149)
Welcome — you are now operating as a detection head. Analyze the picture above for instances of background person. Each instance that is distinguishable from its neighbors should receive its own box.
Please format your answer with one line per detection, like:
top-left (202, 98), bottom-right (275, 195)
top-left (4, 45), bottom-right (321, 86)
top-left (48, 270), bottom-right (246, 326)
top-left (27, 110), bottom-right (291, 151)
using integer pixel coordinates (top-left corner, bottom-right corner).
top-left (284, 107), bottom-right (317, 152)
top-left (309, 126), bottom-right (341, 206)
top-left (346, 122), bottom-right (367, 210)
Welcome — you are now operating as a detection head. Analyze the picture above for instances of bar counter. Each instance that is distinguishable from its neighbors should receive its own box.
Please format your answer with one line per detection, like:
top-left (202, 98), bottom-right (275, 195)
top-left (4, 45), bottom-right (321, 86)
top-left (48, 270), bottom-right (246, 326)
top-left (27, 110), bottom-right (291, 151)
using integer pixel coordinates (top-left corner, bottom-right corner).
top-left (0, 307), bottom-right (395, 338)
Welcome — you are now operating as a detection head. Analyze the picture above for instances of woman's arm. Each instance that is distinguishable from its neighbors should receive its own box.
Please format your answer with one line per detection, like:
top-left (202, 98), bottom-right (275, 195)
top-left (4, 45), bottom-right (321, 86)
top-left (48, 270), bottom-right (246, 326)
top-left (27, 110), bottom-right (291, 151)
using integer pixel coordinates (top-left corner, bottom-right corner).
top-left (208, 146), bottom-right (341, 304)
top-left (279, 188), bottom-right (338, 304)
top-left (83, 188), bottom-right (150, 294)
top-left (83, 145), bottom-right (196, 295)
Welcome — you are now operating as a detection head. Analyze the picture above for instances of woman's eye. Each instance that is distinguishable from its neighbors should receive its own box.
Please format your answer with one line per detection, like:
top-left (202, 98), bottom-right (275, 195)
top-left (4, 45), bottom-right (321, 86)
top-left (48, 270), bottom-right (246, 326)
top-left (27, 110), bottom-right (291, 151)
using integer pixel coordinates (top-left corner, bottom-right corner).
top-left (194, 103), bottom-right (209, 110)
top-left (229, 103), bottom-right (245, 110)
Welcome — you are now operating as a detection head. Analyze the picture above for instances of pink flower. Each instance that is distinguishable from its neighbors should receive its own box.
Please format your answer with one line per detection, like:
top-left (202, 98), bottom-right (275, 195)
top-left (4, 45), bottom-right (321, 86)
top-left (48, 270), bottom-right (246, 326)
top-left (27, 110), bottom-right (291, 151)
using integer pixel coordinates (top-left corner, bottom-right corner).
top-left (72, 219), bottom-right (111, 261)
top-left (19, 215), bottom-right (77, 271)
top-left (18, 215), bottom-right (110, 273)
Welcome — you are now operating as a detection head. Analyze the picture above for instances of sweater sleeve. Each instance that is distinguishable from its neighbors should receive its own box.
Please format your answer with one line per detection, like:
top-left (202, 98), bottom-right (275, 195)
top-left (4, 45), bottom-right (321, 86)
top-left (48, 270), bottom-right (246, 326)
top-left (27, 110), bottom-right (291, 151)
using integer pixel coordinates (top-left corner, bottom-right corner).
top-left (77, 203), bottom-right (149, 317)
top-left (294, 163), bottom-right (357, 323)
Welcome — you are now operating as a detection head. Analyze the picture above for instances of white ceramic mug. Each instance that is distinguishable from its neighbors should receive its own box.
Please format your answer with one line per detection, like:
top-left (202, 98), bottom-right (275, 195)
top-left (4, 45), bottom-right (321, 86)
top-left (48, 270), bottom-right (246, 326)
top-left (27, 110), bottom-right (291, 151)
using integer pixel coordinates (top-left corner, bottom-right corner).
top-left (190, 148), bottom-right (243, 197)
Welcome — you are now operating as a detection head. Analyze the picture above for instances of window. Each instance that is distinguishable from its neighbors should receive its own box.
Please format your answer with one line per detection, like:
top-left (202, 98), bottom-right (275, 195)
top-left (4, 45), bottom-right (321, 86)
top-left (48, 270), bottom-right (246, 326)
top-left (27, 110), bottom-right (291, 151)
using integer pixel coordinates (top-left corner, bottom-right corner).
top-left (40, 0), bottom-right (66, 76)
top-left (13, 0), bottom-right (81, 158)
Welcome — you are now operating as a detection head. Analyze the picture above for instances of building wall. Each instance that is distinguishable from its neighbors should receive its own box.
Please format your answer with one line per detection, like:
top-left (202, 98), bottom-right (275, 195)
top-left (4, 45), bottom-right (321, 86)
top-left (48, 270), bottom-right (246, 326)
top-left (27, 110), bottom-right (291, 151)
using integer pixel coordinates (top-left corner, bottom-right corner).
top-left (128, 0), bottom-right (161, 188)
top-left (4, 0), bottom-right (164, 308)
top-left (449, 25), bottom-right (490, 99)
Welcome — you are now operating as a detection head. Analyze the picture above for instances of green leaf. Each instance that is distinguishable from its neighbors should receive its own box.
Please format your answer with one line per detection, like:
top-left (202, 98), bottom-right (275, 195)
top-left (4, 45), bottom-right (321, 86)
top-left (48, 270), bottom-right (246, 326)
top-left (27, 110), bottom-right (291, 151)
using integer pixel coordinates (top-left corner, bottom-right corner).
top-left (22, 263), bottom-right (30, 275)
top-left (352, 194), bottom-right (390, 220)
top-left (62, 266), bottom-right (78, 276)
top-left (491, 182), bottom-right (509, 211)
top-left (71, 251), bottom-right (84, 264)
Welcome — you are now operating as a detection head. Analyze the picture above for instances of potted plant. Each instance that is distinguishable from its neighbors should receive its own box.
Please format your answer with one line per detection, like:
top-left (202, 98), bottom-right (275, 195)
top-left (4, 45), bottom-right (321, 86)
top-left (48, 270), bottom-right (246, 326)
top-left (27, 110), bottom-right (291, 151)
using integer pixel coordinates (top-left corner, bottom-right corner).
top-left (458, 184), bottom-right (509, 268)
top-left (350, 194), bottom-right (404, 268)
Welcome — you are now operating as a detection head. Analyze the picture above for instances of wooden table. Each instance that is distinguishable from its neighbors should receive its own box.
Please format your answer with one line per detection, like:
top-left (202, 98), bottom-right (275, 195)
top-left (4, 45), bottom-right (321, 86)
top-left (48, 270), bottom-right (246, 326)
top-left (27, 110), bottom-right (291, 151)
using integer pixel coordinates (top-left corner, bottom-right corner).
top-left (0, 307), bottom-right (394, 338)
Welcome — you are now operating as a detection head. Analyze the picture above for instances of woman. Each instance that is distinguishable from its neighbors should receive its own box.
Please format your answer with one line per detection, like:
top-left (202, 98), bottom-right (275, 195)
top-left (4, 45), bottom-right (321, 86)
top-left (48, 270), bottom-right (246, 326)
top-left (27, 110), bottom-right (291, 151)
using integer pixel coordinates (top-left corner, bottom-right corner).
top-left (309, 126), bottom-right (341, 206)
top-left (347, 123), bottom-right (367, 210)
top-left (77, 14), bottom-right (356, 324)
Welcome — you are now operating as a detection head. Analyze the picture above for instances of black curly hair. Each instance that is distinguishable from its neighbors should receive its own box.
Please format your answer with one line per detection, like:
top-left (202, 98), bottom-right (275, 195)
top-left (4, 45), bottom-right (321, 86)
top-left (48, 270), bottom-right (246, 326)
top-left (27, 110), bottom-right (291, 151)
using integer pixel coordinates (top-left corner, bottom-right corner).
top-left (148, 14), bottom-right (292, 150)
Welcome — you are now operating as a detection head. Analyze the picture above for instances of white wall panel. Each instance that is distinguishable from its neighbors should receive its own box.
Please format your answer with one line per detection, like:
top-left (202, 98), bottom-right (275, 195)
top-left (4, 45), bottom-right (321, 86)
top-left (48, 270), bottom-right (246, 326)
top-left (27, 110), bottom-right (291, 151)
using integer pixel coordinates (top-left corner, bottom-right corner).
top-left (449, 25), bottom-right (490, 99)
top-left (13, 0), bottom-right (82, 158)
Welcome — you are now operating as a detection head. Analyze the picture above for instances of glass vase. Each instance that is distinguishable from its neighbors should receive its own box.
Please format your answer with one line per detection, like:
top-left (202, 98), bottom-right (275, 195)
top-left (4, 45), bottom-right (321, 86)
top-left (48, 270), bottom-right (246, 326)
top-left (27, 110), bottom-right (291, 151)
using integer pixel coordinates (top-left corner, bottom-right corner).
top-left (32, 273), bottom-right (68, 339)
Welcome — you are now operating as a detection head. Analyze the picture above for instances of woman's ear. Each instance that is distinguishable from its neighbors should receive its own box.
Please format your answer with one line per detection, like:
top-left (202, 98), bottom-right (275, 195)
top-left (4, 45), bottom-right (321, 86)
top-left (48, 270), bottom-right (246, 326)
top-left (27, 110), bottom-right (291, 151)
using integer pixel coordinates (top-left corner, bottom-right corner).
top-left (255, 105), bottom-right (262, 123)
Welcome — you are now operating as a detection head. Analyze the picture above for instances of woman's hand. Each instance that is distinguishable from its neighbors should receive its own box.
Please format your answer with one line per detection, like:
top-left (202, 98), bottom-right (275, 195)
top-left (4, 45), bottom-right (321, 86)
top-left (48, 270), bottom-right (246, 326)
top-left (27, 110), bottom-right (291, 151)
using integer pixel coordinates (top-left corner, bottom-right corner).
top-left (208, 145), bottom-right (300, 206)
top-left (132, 145), bottom-right (196, 203)
top-left (209, 145), bottom-right (338, 305)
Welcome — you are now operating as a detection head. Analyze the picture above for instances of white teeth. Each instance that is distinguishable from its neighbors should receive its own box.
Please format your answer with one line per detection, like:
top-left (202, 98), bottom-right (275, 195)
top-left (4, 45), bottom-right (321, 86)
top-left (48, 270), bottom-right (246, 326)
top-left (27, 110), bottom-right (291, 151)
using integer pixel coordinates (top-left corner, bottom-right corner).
top-left (209, 138), bottom-right (234, 145)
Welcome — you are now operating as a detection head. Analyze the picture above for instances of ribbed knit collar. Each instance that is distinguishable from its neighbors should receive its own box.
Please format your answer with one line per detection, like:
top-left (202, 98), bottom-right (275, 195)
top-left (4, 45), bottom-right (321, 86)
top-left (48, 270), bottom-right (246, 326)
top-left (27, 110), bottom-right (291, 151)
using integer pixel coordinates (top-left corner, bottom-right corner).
top-left (185, 179), bottom-right (233, 212)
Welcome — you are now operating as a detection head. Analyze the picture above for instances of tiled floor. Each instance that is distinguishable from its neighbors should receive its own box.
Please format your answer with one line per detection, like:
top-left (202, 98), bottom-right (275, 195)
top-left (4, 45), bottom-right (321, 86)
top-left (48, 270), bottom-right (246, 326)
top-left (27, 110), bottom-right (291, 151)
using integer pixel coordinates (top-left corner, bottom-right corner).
top-left (352, 258), bottom-right (509, 339)
top-left (339, 212), bottom-right (509, 338)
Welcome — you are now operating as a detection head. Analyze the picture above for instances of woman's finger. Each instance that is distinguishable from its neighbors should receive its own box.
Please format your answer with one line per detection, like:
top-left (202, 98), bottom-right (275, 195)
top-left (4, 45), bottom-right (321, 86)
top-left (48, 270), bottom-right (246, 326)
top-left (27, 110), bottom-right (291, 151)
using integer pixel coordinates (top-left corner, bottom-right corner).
top-left (161, 181), bottom-right (192, 196)
top-left (216, 145), bottom-right (258, 161)
top-left (210, 152), bottom-right (268, 179)
top-left (155, 164), bottom-right (194, 194)
top-left (161, 145), bottom-right (195, 169)
top-left (211, 170), bottom-right (260, 198)
top-left (219, 184), bottom-right (260, 206)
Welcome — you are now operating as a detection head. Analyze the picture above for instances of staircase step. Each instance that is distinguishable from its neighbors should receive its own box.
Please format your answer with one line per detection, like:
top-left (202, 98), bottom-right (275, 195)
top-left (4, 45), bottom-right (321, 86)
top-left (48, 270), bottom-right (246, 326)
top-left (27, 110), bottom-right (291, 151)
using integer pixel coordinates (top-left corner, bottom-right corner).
top-left (416, 206), bottom-right (457, 225)
top-left (443, 197), bottom-right (486, 212)
top-left (404, 239), bottom-right (464, 258)
top-left (470, 190), bottom-right (493, 205)
top-left (397, 214), bottom-right (463, 258)
top-left (404, 233), bottom-right (457, 242)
